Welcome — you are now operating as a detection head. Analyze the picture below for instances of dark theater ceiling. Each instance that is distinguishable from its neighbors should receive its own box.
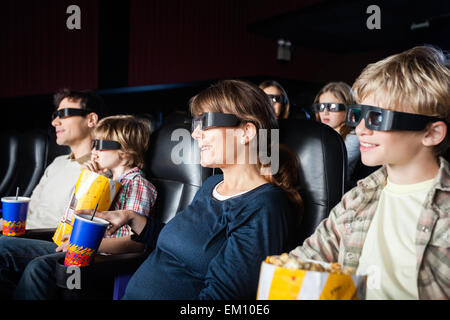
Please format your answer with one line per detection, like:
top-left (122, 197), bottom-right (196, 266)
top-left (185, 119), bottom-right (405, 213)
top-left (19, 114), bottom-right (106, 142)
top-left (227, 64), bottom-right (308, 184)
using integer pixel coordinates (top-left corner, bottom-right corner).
top-left (248, 0), bottom-right (450, 53)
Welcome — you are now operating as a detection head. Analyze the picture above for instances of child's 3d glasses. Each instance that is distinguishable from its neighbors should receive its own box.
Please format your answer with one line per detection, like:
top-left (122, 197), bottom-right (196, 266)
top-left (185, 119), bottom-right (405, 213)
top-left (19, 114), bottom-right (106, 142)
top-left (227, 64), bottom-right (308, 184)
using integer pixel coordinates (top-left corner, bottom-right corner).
top-left (91, 139), bottom-right (122, 150)
top-left (346, 104), bottom-right (444, 131)
top-left (52, 108), bottom-right (92, 120)
top-left (313, 103), bottom-right (346, 112)
top-left (191, 112), bottom-right (241, 132)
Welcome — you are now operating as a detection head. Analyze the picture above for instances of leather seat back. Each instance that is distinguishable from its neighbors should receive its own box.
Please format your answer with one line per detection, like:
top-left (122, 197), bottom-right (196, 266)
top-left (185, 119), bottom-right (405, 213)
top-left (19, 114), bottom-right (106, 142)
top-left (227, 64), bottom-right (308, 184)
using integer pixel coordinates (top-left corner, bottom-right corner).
top-left (0, 132), bottom-right (19, 198)
top-left (279, 119), bottom-right (347, 244)
top-left (144, 119), bottom-right (212, 223)
top-left (7, 130), bottom-right (48, 197)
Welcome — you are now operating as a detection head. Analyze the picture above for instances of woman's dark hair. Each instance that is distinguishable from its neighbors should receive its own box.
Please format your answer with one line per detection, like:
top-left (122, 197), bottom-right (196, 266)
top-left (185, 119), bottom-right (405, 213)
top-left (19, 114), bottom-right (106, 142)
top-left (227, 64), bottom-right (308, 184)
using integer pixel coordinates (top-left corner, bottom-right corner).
top-left (53, 88), bottom-right (108, 119)
top-left (266, 144), bottom-right (303, 220)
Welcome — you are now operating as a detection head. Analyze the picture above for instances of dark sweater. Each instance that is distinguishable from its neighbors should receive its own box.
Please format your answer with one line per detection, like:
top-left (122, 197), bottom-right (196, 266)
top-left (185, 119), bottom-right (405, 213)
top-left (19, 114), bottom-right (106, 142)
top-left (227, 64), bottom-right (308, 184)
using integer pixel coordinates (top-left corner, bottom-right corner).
top-left (124, 174), bottom-right (298, 300)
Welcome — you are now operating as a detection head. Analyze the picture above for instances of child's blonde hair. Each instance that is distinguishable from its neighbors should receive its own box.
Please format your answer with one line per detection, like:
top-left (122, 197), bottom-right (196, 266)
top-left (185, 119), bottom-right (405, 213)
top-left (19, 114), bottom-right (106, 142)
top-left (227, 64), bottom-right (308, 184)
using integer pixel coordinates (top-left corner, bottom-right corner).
top-left (353, 45), bottom-right (450, 155)
top-left (94, 115), bottom-right (151, 168)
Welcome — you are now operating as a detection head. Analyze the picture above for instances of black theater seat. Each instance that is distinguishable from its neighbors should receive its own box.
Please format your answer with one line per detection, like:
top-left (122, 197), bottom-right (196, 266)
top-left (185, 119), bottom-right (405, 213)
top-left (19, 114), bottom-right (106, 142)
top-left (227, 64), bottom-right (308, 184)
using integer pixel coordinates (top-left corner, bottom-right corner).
top-left (0, 128), bottom-right (69, 201)
top-left (144, 119), bottom-right (212, 222)
top-left (0, 132), bottom-right (19, 199)
top-left (6, 130), bottom-right (48, 198)
top-left (279, 119), bottom-right (347, 245)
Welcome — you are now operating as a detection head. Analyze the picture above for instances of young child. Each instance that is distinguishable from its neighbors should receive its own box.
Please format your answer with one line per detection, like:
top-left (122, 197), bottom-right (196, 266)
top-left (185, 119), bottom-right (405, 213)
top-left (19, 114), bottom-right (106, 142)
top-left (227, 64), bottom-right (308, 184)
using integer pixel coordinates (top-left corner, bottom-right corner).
top-left (290, 46), bottom-right (450, 300)
top-left (313, 81), bottom-right (360, 182)
top-left (0, 115), bottom-right (157, 300)
top-left (57, 114), bottom-right (158, 254)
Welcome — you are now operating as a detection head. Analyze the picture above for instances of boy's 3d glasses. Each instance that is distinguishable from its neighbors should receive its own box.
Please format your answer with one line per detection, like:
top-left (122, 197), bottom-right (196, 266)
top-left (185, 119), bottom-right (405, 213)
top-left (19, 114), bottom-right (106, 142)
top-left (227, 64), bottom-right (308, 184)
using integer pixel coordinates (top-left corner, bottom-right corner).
top-left (267, 94), bottom-right (288, 105)
top-left (313, 103), bottom-right (346, 112)
top-left (52, 108), bottom-right (92, 120)
top-left (346, 104), bottom-right (444, 131)
top-left (191, 112), bottom-right (241, 132)
top-left (91, 139), bottom-right (122, 150)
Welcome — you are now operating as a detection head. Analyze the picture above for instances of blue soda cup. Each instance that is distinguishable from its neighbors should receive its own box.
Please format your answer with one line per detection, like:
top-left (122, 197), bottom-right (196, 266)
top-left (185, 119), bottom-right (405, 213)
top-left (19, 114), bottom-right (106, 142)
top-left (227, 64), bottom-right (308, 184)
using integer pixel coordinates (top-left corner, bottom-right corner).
top-left (64, 214), bottom-right (109, 267)
top-left (2, 197), bottom-right (31, 236)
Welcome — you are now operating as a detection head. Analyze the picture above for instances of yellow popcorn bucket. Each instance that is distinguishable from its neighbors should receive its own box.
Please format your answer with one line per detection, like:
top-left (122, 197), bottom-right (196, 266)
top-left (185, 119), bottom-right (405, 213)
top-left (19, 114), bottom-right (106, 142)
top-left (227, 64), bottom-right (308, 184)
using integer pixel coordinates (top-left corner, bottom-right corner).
top-left (52, 169), bottom-right (121, 246)
top-left (256, 259), bottom-right (367, 300)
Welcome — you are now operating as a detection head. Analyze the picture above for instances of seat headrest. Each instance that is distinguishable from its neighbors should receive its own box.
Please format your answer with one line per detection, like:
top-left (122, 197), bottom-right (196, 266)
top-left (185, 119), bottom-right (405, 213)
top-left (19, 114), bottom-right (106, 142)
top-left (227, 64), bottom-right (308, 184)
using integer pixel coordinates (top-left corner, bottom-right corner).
top-left (279, 119), bottom-right (347, 243)
top-left (144, 121), bottom-right (212, 187)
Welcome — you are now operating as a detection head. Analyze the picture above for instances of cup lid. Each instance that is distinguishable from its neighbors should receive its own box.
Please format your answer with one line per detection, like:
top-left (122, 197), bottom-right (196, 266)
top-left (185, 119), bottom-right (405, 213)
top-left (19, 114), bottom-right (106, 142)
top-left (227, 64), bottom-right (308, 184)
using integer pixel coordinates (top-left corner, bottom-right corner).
top-left (1, 196), bottom-right (31, 203)
top-left (75, 214), bottom-right (109, 226)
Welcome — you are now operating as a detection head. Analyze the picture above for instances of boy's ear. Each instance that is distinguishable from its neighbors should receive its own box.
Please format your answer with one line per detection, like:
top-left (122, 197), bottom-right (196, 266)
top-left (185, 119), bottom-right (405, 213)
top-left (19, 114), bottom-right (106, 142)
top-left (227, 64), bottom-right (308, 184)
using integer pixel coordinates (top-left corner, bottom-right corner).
top-left (118, 151), bottom-right (131, 164)
top-left (422, 121), bottom-right (447, 147)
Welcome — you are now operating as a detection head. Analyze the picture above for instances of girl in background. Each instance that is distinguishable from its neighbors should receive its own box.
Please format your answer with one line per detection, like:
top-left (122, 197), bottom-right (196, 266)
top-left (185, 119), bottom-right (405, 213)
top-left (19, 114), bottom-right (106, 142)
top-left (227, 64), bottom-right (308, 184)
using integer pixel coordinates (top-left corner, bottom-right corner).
top-left (259, 80), bottom-right (290, 119)
top-left (313, 82), bottom-right (360, 180)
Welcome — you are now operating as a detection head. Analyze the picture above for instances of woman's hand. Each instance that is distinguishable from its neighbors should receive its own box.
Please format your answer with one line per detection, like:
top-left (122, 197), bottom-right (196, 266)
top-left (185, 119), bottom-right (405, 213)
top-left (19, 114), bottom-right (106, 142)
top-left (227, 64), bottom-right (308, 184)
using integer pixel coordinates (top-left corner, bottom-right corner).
top-left (55, 233), bottom-right (71, 252)
top-left (75, 209), bottom-right (147, 236)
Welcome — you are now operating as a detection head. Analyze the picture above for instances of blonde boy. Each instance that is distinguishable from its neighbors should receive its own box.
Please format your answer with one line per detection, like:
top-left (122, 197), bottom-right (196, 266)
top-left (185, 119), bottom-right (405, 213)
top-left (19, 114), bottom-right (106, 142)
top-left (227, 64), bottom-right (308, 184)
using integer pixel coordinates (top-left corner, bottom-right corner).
top-left (290, 46), bottom-right (450, 299)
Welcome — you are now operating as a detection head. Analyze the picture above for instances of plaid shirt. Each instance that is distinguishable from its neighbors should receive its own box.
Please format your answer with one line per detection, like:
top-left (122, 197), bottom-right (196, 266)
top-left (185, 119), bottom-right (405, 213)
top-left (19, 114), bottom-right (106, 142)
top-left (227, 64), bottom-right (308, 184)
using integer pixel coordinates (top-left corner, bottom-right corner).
top-left (107, 167), bottom-right (157, 238)
top-left (290, 157), bottom-right (450, 300)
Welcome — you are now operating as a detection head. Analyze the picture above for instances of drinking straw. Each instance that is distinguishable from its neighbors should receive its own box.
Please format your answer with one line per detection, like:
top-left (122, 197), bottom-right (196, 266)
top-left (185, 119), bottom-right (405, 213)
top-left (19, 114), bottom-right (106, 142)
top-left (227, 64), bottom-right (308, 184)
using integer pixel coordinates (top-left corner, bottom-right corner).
top-left (90, 203), bottom-right (99, 221)
top-left (15, 187), bottom-right (19, 200)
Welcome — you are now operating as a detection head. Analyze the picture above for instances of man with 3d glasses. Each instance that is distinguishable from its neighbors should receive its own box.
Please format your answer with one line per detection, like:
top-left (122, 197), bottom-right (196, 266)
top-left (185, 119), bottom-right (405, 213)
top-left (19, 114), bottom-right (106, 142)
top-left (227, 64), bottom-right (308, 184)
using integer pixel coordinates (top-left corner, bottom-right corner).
top-left (24, 88), bottom-right (105, 229)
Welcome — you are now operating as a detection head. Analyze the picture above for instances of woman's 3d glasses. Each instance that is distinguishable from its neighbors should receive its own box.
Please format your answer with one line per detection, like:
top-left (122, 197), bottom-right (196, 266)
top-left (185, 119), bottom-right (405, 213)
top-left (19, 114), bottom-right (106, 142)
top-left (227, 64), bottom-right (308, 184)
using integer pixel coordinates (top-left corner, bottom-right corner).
top-left (191, 112), bottom-right (241, 132)
top-left (346, 104), bottom-right (444, 131)
top-left (313, 103), bottom-right (346, 112)
top-left (52, 108), bottom-right (92, 120)
top-left (267, 94), bottom-right (287, 105)
top-left (92, 139), bottom-right (122, 150)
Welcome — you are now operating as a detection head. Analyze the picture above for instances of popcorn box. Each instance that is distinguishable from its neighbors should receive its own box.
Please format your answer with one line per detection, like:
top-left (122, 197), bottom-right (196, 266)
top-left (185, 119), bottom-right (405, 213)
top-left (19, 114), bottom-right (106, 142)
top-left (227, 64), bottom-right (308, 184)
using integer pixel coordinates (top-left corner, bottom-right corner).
top-left (52, 169), bottom-right (121, 246)
top-left (256, 256), bottom-right (366, 300)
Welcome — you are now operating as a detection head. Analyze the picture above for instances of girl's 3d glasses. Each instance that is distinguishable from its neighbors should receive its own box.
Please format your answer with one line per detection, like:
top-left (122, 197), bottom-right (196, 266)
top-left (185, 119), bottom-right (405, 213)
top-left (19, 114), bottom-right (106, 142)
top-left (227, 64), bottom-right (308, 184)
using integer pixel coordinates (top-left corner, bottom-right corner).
top-left (346, 104), bottom-right (444, 131)
top-left (191, 112), bottom-right (241, 132)
top-left (267, 94), bottom-right (287, 105)
top-left (91, 139), bottom-right (122, 150)
top-left (313, 103), bottom-right (346, 112)
top-left (52, 108), bottom-right (92, 120)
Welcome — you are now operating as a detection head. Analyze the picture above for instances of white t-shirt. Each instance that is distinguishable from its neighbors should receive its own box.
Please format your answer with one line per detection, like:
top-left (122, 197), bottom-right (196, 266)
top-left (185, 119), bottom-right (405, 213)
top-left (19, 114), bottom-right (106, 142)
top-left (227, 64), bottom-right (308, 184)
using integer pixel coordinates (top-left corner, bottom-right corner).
top-left (25, 153), bottom-right (90, 229)
top-left (212, 181), bottom-right (250, 201)
top-left (356, 177), bottom-right (434, 300)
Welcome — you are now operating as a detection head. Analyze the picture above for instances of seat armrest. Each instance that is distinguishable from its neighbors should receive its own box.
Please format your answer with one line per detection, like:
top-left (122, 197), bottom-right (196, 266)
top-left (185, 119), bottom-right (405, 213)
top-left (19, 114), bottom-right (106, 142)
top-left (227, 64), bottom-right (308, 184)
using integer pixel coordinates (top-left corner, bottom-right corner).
top-left (23, 228), bottom-right (56, 241)
top-left (0, 228), bottom-right (56, 240)
top-left (90, 251), bottom-right (149, 275)
top-left (55, 251), bottom-right (149, 299)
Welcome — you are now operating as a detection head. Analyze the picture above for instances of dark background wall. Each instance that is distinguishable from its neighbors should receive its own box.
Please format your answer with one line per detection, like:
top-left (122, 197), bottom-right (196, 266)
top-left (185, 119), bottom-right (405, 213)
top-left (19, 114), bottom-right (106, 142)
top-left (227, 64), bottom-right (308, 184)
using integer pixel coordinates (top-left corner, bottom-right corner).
top-left (1, 0), bottom-right (448, 132)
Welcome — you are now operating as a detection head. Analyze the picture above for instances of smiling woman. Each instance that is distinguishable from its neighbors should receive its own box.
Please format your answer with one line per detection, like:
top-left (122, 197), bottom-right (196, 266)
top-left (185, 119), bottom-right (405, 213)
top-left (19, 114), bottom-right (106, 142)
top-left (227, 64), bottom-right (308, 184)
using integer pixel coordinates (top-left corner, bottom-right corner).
top-left (93, 79), bottom-right (304, 300)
